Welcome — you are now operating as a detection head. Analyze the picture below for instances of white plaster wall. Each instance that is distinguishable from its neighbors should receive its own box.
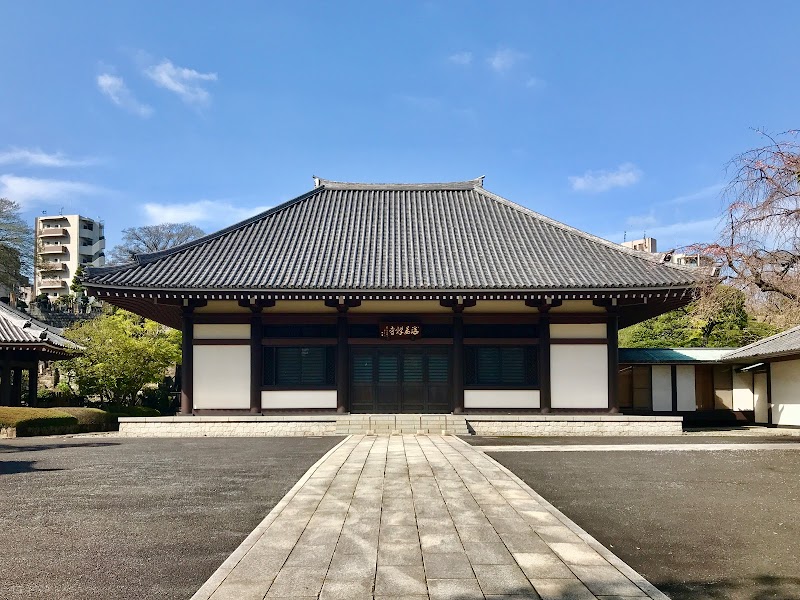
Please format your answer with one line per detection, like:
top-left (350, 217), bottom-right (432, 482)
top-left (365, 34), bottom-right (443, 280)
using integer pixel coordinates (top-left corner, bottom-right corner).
top-left (675, 365), bottom-right (696, 411)
top-left (769, 360), bottom-right (800, 426)
top-left (550, 300), bottom-right (606, 314)
top-left (193, 345), bottom-right (250, 409)
top-left (464, 390), bottom-right (541, 409)
top-left (754, 372), bottom-right (769, 424)
top-left (550, 324), bottom-right (606, 339)
top-left (551, 344), bottom-right (608, 408)
top-left (651, 365), bottom-right (673, 411)
top-left (194, 323), bottom-right (250, 339)
top-left (732, 371), bottom-right (754, 411)
top-left (261, 390), bottom-right (337, 409)
top-left (195, 301), bottom-right (251, 314)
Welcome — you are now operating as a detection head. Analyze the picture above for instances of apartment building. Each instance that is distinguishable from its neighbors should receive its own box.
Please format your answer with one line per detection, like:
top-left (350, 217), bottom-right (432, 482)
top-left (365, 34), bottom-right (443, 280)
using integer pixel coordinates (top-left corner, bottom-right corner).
top-left (622, 237), bottom-right (714, 267)
top-left (35, 214), bottom-right (105, 298)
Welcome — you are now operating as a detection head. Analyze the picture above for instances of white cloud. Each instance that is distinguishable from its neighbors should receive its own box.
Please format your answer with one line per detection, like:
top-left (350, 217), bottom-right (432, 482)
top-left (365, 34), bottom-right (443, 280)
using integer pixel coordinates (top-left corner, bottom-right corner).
top-left (144, 59), bottom-right (217, 106)
top-left (569, 163), bottom-right (643, 193)
top-left (0, 148), bottom-right (97, 168)
top-left (665, 183), bottom-right (724, 205)
top-left (97, 73), bottom-right (153, 118)
top-left (625, 213), bottom-right (658, 229)
top-left (487, 48), bottom-right (527, 72)
top-left (0, 174), bottom-right (104, 206)
top-left (525, 77), bottom-right (546, 89)
top-left (142, 200), bottom-right (269, 226)
top-left (447, 51), bottom-right (473, 66)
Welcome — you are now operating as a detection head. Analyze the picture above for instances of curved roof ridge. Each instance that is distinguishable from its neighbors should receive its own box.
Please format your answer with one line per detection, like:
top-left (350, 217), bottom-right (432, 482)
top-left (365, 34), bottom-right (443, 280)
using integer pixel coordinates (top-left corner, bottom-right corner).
top-left (313, 176), bottom-right (485, 191)
top-left (474, 186), bottom-right (717, 277)
top-left (86, 186), bottom-right (325, 277)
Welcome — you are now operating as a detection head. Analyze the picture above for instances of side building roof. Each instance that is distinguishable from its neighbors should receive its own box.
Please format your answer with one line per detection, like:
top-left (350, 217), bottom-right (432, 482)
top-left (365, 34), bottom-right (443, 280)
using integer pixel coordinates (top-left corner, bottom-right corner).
top-left (0, 302), bottom-right (82, 358)
top-left (722, 325), bottom-right (800, 362)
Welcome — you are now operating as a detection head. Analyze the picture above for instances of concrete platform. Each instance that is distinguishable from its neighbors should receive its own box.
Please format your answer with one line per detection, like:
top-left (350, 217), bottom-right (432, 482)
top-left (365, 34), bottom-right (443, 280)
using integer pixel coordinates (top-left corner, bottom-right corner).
top-left (117, 414), bottom-right (683, 437)
top-left (192, 435), bottom-right (668, 599)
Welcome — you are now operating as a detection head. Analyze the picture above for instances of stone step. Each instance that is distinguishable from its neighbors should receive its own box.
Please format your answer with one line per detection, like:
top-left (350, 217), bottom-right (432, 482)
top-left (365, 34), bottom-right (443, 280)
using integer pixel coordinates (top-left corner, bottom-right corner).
top-left (334, 414), bottom-right (469, 435)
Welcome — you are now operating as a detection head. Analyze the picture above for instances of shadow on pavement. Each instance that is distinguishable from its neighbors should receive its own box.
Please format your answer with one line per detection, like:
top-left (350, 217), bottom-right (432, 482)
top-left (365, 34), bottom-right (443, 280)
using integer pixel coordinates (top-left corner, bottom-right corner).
top-left (0, 441), bottom-right (120, 454)
top-left (0, 460), bottom-right (63, 475)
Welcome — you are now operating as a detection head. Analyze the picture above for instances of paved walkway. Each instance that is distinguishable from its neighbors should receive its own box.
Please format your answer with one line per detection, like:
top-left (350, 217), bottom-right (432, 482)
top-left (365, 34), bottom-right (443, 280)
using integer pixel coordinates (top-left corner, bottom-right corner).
top-left (193, 435), bottom-right (666, 600)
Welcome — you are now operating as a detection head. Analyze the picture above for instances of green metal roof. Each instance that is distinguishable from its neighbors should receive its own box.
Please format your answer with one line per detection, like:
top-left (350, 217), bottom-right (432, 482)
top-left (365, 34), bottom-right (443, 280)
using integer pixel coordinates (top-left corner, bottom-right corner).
top-left (619, 347), bottom-right (734, 364)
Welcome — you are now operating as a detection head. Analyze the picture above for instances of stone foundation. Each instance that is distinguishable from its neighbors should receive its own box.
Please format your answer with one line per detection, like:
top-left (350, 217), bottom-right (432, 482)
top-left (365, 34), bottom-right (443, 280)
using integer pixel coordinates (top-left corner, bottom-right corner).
top-left (465, 415), bottom-right (683, 436)
top-left (117, 414), bottom-right (682, 437)
top-left (118, 416), bottom-right (336, 437)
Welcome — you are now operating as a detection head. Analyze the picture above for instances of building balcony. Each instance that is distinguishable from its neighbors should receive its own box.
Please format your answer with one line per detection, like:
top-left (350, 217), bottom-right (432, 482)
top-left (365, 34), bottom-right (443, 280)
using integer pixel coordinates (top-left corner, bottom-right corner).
top-left (38, 261), bottom-right (66, 272)
top-left (38, 227), bottom-right (67, 237)
top-left (39, 245), bottom-right (67, 254)
top-left (39, 278), bottom-right (65, 289)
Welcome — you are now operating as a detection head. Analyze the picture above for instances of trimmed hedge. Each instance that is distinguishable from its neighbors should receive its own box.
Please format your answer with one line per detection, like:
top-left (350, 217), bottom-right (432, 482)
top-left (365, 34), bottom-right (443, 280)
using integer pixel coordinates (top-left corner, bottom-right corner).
top-left (105, 405), bottom-right (161, 418)
top-left (0, 407), bottom-right (78, 436)
top-left (54, 407), bottom-right (116, 432)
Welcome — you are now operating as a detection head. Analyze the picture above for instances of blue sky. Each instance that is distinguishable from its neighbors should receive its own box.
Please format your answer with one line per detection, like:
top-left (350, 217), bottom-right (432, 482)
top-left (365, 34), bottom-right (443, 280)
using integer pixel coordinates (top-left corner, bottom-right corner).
top-left (1, 1), bottom-right (797, 255)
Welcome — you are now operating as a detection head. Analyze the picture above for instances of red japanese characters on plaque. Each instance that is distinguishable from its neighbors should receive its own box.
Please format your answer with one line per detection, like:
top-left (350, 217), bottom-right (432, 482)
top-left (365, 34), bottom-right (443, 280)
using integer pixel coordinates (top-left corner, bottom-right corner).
top-left (379, 323), bottom-right (422, 340)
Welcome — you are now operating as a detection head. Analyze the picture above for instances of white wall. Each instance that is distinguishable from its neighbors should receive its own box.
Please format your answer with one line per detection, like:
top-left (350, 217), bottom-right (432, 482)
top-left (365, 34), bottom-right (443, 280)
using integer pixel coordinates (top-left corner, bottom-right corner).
top-left (550, 323), bottom-right (606, 339)
top-left (194, 324), bottom-right (250, 339)
top-left (464, 390), bottom-right (541, 409)
top-left (732, 371), bottom-right (754, 411)
top-left (261, 390), bottom-right (337, 409)
top-left (769, 360), bottom-right (800, 426)
top-left (754, 372), bottom-right (769, 424)
top-left (675, 365), bottom-right (696, 411)
top-left (551, 344), bottom-right (608, 408)
top-left (193, 345), bottom-right (250, 409)
top-left (651, 365), bottom-right (673, 411)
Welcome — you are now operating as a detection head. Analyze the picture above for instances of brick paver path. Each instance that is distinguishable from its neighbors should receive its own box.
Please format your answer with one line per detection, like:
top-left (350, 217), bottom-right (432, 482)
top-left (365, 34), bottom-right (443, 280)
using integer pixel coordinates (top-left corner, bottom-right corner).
top-left (195, 435), bottom-right (666, 600)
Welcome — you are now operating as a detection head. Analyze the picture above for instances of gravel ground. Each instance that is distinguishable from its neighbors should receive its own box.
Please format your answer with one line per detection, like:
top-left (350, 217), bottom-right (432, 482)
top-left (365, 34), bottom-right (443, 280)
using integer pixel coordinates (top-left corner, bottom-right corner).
top-left (474, 437), bottom-right (800, 600)
top-left (0, 435), bottom-right (342, 600)
top-left (465, 435), bottom-right (800, 446)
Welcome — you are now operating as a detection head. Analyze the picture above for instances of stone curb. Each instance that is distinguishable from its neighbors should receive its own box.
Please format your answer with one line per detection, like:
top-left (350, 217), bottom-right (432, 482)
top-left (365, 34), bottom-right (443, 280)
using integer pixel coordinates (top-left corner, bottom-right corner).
top-left (189, 435), bottom-right (353, 600)
top-left (450, 436), bottom-right (671, 600)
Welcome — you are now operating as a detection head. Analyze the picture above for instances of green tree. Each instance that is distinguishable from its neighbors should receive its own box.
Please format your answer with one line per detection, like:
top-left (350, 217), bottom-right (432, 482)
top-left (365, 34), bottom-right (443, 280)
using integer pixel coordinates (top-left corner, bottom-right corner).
top-left (0, 197), bottom-right (33, 290)
top-left (619, 286), bottom-right (780, 348)
top-left (61, 308), bottom-right (181, 404)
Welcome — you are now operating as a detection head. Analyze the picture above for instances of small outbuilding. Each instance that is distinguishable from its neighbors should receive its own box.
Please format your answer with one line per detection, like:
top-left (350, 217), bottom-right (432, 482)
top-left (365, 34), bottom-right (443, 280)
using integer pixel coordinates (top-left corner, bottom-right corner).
top-left (0, 302), bottom-right (80, 406)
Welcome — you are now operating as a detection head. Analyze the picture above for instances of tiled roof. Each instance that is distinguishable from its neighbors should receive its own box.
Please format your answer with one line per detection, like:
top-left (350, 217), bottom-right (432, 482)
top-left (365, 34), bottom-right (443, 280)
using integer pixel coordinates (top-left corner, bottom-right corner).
top-left (0, 302), bottom-right (81, 355)
top-left (722, 325), bottom-right (800, 361)
top-left (84, 178), bottom-right (713, 293)
top-left (619, 348), bottom-right (734, 364)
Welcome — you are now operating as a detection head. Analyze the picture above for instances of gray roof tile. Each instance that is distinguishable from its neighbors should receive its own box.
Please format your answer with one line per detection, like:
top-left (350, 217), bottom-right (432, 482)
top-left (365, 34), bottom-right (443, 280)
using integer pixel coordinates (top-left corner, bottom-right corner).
top-left (84, 179), bottom-right (712, 292)
top-left (0, 302), bottom-right (80, 352)
top-left (723, 325), bottom-right (800, 361)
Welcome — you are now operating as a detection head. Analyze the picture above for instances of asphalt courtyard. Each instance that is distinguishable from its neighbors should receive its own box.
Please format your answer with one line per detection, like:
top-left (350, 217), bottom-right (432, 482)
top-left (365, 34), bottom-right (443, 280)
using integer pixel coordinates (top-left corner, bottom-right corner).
top-left (2, 433), bottom-right (799, 599)
top-left (0, 435), bottom-right (342, 600)
top-left (466, 435), bottom-right (800, 600)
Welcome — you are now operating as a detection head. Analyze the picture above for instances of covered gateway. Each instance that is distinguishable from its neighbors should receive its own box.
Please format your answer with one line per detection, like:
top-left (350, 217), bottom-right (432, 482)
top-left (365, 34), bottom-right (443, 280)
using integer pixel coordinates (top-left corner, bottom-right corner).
top-left (83, 178), bottom-right (713, 415)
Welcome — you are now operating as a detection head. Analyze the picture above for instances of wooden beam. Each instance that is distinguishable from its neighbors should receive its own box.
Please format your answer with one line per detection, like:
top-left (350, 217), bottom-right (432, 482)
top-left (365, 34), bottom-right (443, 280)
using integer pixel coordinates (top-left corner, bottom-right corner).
top-left (337, 314), bottom-right (349, 413)
top-left (180, 306), bottom-right (194, 415)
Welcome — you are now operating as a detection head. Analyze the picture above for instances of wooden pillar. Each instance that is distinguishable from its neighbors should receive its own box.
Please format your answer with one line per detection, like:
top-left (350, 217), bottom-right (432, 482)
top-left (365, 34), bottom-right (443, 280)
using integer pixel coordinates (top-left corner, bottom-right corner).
top-left (28, 365), bottom-right (38, 407)
top-left (538, 306), bottom-right (551, 413)
top-left (607, 307), bottom-right (619, 413)
top-left (452, 312), bottom-right (464, 414)
top-left (250, 307), bottom-right (263, 414)
top-left (11, 367), bottom-right (22, 407)
top-left (766, 362), bottom-right (773, 426)
top-left (0, 360), bottom-right (10, 407)
top-left (670, 365), bottom-right (678, 412)
top-left (336, 313), bottom-right (349, 414)
top-left (180, 306), bottom-right (194, 415)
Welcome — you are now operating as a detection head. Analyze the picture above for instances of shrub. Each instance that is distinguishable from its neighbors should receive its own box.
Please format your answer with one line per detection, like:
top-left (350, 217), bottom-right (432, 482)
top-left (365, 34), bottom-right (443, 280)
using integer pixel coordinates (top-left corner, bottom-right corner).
top-left (104, 405), bottom-right (161, 418)
top-left (0, 407), bottom-right (78, 436)
top-left (54, 407), bottom-right (115, 432)
top-left (37, 389), bottom-right (85, 408)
